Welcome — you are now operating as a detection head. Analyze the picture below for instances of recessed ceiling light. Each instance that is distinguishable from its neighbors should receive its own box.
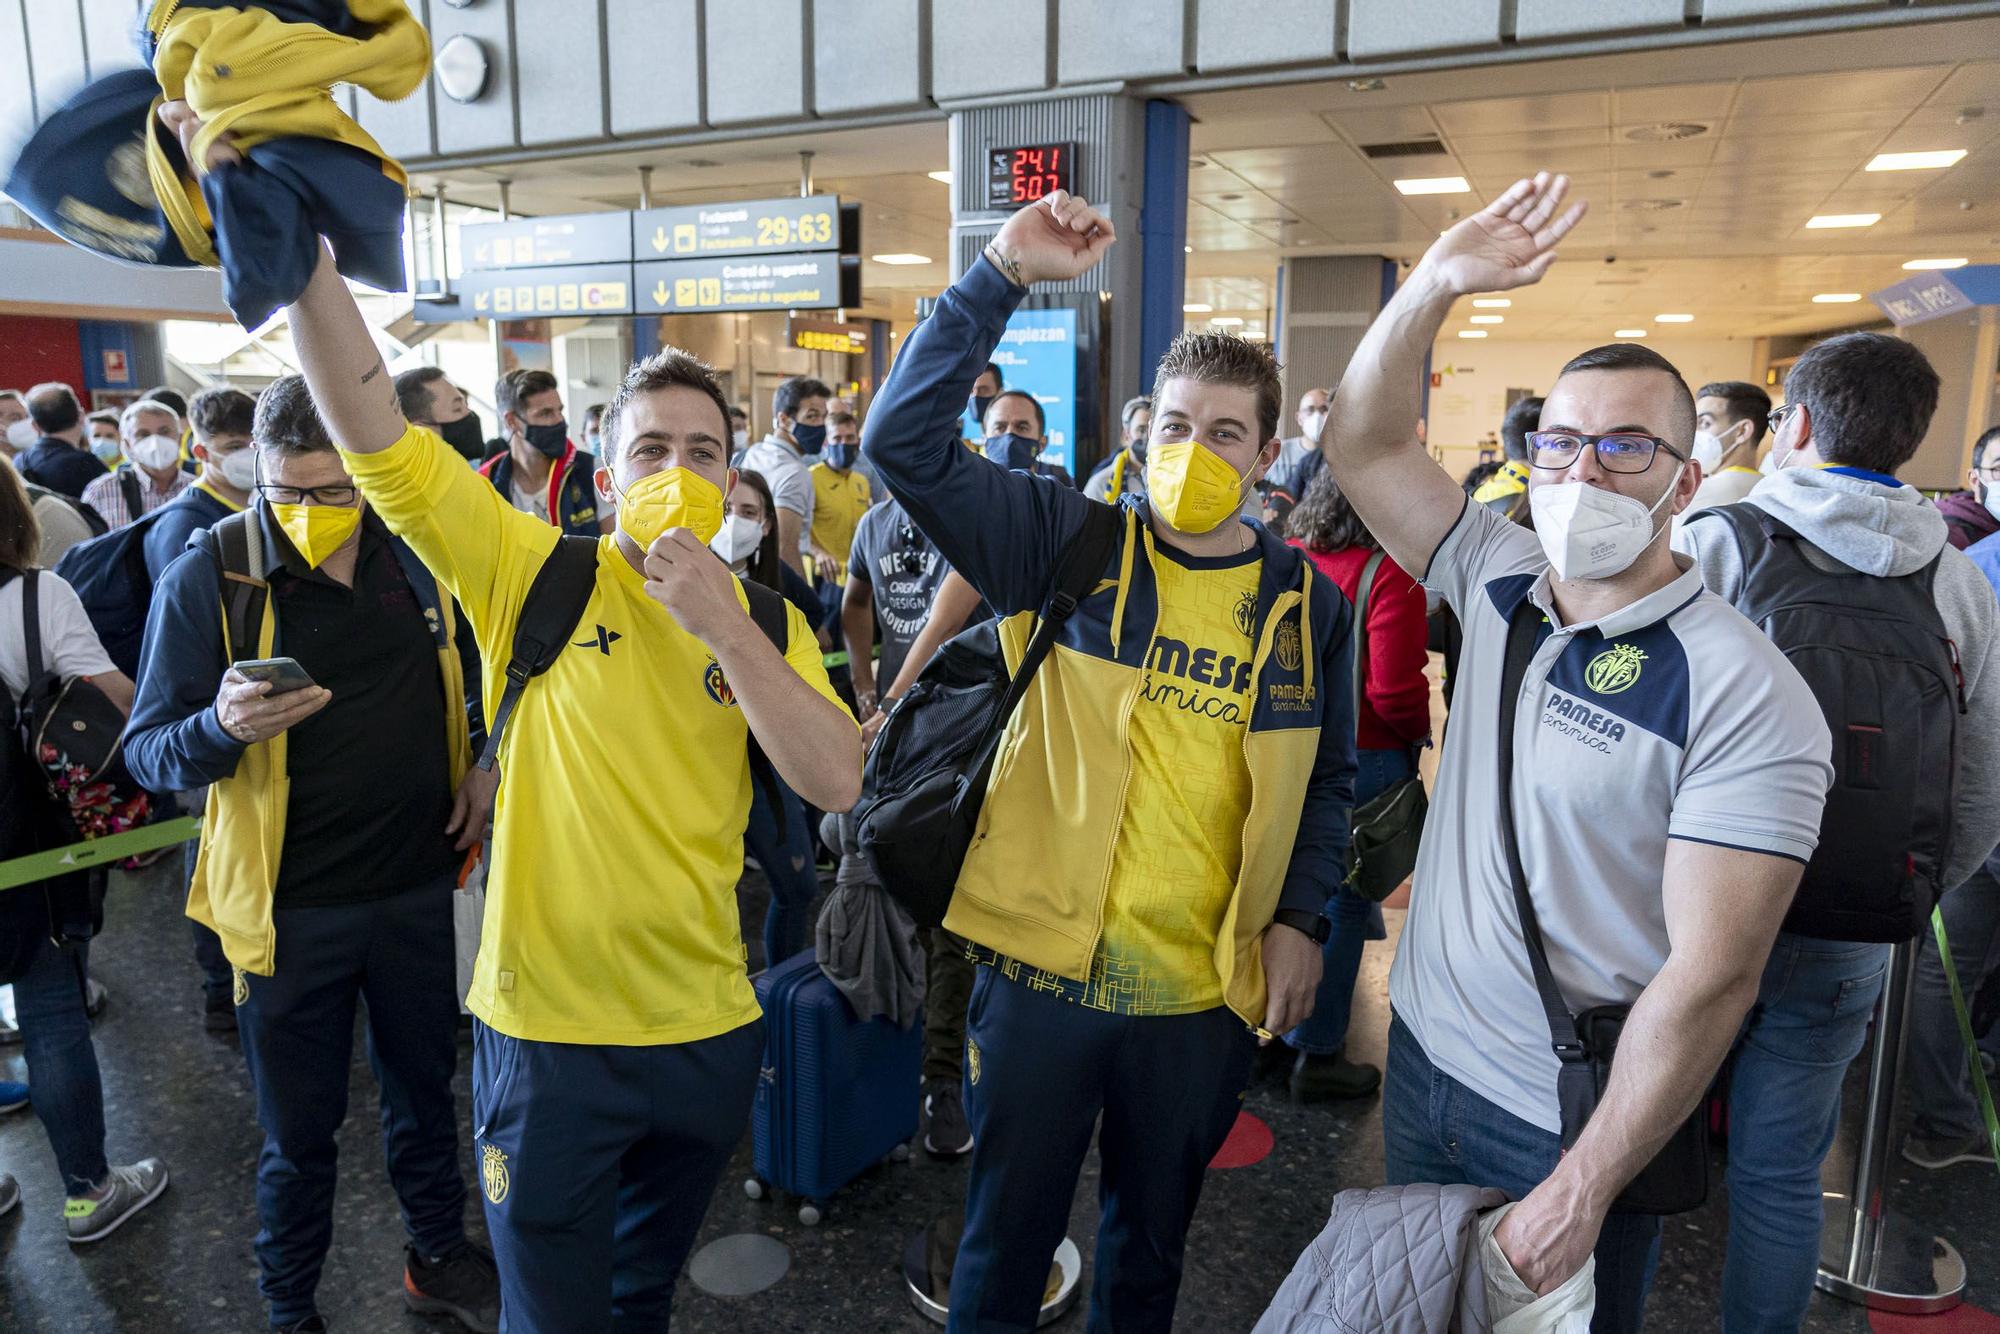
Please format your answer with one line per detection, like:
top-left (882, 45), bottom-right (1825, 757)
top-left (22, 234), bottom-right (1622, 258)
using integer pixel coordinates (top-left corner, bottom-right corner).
top-left (1624, 122), bottom-right (1709, 142)
top-left (1615, 329), bottom-right (1648, 338)
top-left (1805, 213), bottom-right (1880, 229)
top-left (1471, 298), bottom-right (1511, 308)
top-left (1210, 315), bottom-right (1245, 326)
top-left (1866, 150), bottom-right (1967, 172)
top-left (1469, 315), bottom-right (1504, 324)
top-left (1903, 257), bottom-right (1968, 269)
top-left (1182, 303), bottom-right (1213, 313)
top-left (1458, 330), bottom-right (1488, 339)
top-left (1348, 78), bottom-right (1387, 93)
top-left (1184, 245), bottom-right (1193, 253)
top-left (1656, 313), bottom-right (1694, 323)
top-left (926, 170), bottom-right (952, 184)
top-left (1395, 176), bottom-right (1471, 196)
top-left (1812, 293), bottom-right (1862, 303)
top-left (871, 253), bottom-right (931, 265)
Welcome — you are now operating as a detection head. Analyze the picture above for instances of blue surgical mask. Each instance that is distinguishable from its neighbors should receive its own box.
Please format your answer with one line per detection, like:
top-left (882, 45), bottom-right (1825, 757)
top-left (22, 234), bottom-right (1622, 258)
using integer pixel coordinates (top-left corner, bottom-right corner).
top-left (823, 443), bottom-right (857, 473)
top-left (790, 421), bottom-right (826, 455)
top-left (984, 434), bottom-right (1041, 472)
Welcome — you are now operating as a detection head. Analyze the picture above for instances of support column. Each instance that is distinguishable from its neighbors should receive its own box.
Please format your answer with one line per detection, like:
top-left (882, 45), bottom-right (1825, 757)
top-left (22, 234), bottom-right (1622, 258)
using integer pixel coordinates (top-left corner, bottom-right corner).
top-left (1275, 256), bottom-right (1397, 405)
top-left (947, 92), bottom-right (1184, 480)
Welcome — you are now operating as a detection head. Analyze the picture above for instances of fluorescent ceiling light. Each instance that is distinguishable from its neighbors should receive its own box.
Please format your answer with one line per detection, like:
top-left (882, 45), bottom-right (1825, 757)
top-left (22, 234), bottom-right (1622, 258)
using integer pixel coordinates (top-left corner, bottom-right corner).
top-left (1395, 176), bottom-right (1471, 196)
top-left (871, 253), bottom-right (931, 265)
top-left (1471, 298), bottom-right (1511, 308)
top-left (1865, 150), bottom-right (1967, 172)
top-left (1614, 329), bottom-right (1648, 338)
top-left (1812, 293), bottom-right (1861, 303)
top-left (1182, 302), bottom-right (1213, 313)
top-left (1805, 213), bottom-right (1880, 229)
top-left (1469, 315), bottom-right (1504, 324)
top-left (926, 170), bottom-right (953, 184)
top-left (1656, 313), bottom-right (1694, 323)
top-left (1457, 330), bottom-right (1487, 339)
top-left (1210, 315), bottom-right (1245, 326)
top-left (1903, 257), bottom-right (1967, 270)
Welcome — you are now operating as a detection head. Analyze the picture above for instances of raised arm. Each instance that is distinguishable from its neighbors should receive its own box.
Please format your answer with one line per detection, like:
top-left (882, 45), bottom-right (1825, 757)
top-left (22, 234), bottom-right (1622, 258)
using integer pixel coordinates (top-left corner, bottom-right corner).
top-left (1327, 173), bottom-right (1586, 579)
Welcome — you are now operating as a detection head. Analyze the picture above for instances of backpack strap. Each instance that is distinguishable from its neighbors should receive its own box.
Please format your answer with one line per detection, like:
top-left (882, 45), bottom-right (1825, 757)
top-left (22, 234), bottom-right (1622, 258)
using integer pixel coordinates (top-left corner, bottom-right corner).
top-left (20, 567), bottom-right (45, 691)
top-left (209, 511), bottom-right (271, 662)
top-left (739, 577), bottom-right (790, 653)
top-left (476, 536), bottom-right (599, 772)
top-left (1350, 549), bottom-right (1385, 729)
top-left (117, 467), bottom-right (143, 523)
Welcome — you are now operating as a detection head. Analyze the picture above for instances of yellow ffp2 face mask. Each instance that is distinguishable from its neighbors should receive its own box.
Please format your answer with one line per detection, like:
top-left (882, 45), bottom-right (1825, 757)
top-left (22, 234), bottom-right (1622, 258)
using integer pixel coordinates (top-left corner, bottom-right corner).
top-left (1146, 439), bottom-right (1252, 534)
top-left (270, 502), bottom-right (361, 569)
top-left (615, 466), bottom-right (726, 549)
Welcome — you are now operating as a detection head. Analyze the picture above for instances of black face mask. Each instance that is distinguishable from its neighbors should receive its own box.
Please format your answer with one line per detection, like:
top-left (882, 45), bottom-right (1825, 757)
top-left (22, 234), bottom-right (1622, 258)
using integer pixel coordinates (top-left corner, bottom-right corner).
top-left (969, 394), bottom-right (995, 429)
top-left (439, 413), bottom-right (485, 459)
top-left (523, 419), bottom-right (568, 459)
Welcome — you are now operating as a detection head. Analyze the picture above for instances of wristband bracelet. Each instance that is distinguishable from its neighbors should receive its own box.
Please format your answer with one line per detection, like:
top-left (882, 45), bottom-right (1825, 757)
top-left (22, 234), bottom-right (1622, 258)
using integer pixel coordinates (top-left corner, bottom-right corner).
top-left (983, 244), bottom-right (1026, 289)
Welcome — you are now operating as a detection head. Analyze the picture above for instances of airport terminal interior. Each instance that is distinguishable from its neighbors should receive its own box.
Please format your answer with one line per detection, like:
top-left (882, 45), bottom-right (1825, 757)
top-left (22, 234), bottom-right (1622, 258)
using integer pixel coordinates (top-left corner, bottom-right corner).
top-left (3, 0), bottom-right (2000, 1330)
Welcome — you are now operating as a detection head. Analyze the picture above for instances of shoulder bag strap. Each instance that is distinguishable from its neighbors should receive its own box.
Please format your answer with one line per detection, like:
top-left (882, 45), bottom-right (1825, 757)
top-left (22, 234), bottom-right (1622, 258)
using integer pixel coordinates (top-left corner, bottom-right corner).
top-left (738, 577), bottom-right (790, 652)
top-left (118, 467), bottom-right (143, 522)
top-left (1351, 549), bottom-right (1385, 727)
top-left (22, 568), bottom-right (45, 690)
top-left (1496, 598), bottom-right (1587, 1069)
top-left (476, 535), bottom-right (599, 772)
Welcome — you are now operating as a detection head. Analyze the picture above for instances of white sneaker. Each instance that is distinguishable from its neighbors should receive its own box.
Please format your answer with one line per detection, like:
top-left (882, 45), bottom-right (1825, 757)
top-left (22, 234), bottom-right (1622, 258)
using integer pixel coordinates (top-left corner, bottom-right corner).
top-left (65, 1159), bottom-right (169, 1244)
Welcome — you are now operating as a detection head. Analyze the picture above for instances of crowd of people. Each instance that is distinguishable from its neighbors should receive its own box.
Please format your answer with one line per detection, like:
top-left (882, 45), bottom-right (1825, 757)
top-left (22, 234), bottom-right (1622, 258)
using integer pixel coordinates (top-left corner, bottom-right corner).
top-left (2, 125), bottom-right (1997, 1334)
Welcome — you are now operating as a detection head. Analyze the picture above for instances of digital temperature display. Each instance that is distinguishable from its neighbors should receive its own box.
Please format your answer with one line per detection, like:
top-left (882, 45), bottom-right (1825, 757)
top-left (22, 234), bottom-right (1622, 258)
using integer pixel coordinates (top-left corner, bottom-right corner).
top-left (987, 143), bottom-right (1077, 211)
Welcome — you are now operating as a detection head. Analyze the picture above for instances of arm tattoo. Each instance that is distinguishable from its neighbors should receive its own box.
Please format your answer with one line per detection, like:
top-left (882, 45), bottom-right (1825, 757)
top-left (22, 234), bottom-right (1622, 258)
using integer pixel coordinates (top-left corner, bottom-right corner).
top-left (359, 363), bottom-right (383, 385)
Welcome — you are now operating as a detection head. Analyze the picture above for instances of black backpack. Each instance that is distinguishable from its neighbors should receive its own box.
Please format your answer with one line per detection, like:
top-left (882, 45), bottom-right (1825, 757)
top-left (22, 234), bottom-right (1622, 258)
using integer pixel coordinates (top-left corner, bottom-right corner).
top-left (1691, 503), bottom-right (1962, 942)
top-left (53, 488), bottom-right (173, 677)
top-left (854, 505), bottom-right (1120, 927)
top-left (475, 536), bottom-right (789, 809)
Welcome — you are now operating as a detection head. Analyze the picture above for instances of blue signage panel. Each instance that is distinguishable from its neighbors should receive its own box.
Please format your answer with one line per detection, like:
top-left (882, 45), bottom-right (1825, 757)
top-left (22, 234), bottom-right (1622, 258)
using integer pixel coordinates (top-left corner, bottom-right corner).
top-left (631, 195), bottom-right (841, 260)
top-left (422, 263), bottom-right (636, 322)
top-left (984, 307), bottom-right (1078, 477)
top-left (634, 254), bottom-right (844, 313)
top-left (460, 213), bottom-right (634, 270)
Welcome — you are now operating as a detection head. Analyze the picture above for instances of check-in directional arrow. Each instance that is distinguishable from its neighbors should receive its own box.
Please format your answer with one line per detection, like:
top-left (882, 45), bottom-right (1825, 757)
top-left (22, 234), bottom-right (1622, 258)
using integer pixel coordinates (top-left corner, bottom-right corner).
top-left (651, 227), bottom-right (669, 253)
top-left (652, 280), bottom-right (670, 306)
top-left (473, 291), bottom-right (489, 311)
top-left (474, 243), bottom-right (489, 263)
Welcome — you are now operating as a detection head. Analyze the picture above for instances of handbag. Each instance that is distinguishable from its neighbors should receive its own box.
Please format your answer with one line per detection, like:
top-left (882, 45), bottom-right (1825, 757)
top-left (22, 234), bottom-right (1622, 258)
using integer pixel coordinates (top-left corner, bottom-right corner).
top-left (1496, 597), bottom-right (1708, 1216)
top-left (1344, 550), bottom-right (1429, 902)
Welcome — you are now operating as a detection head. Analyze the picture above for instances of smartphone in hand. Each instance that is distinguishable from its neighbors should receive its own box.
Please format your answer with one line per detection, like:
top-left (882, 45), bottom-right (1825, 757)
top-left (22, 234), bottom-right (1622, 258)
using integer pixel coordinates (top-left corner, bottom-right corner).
top-left (233, 657), bottom-right (319, 694)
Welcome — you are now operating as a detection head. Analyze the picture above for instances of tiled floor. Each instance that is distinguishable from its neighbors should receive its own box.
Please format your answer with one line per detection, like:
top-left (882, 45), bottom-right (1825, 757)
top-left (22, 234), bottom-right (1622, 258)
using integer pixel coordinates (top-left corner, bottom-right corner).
top-left (0, 855), bottom-right (1994, 1332)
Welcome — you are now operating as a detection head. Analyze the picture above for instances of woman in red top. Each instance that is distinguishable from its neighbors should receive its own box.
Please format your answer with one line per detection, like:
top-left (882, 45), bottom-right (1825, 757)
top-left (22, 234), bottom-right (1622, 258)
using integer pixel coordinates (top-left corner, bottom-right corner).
top-left (1279, 466), bottom-right (1432, 1102)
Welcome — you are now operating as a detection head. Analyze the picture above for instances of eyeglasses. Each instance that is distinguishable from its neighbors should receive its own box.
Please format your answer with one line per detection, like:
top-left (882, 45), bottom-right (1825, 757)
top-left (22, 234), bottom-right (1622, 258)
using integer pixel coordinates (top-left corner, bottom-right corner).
top-left (1527, 431), bottom-right (1685, 475)
top-left (258, 483), bottom-right (359, 507)
top-left (1767, 403), bottom-right (1800, 436)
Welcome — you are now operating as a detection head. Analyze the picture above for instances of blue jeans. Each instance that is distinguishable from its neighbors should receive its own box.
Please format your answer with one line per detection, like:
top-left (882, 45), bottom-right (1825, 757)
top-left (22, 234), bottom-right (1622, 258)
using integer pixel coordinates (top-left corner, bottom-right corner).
top-left (13, 934), bottom-right (108, 1194)
top-left (1721, 933), bottom-right (1890, 1333)
top-left (237, 877), bottom-right (468, 1326)
top-left (746, 780), bottom-right (818, 968)
top-left (1286, 747), bottom-right (1408, 1055)
top-left (1383, 1013), bottom-right (1661, 1334)
top-left (1908, 863), bottom-right (2000, 1140)
top-left (951, 969), bottom-right (1254, 1333)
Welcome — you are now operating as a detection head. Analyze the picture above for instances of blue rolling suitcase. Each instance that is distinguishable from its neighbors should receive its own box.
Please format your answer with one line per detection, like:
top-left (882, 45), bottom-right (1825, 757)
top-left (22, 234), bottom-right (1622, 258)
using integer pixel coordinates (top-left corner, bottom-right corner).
top-left (746, 948), bottom-right (921, 1225)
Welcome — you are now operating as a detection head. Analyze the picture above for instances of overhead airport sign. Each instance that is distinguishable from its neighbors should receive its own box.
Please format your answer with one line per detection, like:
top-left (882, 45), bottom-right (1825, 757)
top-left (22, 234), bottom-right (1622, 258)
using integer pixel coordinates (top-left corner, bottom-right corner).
top-left (461, 213), bottom-right (633, 270)
top-left (632, 195), bottom-right (841, 259)
top-left (1870, 265), bottom-right (2000, 327)
top-left (451, 264), bottom-right (635, 318)
top-left (635, 254), bottom-right (856, 315)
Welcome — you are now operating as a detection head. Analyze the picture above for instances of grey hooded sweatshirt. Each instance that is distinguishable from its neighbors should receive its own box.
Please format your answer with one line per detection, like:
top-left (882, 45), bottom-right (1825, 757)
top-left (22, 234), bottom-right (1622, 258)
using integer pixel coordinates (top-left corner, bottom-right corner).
top-left (1675, 466), bottom-right (2000, 890)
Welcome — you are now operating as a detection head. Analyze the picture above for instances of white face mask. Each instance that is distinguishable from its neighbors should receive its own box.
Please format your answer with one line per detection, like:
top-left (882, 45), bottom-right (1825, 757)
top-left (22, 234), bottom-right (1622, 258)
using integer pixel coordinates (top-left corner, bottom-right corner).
top-left (732, 428), bottom-right (749, 451)
top-left (1302, 411), bottom-right (1326, 444)
top-left (709, 513), bottom-right (764, 566)
top-left (214, 447), bottom-right (260, 491)
top-left (129, 433), bottom-right (182, 472)
top-left (1529, 466), bottom-right (1684, 582)
top-left (1983, 486), bottom-right (2000, 524)
top-left (5, 417), bottom-right (39, 450)
top-left (1690, 429), bottom-right (1723, 475)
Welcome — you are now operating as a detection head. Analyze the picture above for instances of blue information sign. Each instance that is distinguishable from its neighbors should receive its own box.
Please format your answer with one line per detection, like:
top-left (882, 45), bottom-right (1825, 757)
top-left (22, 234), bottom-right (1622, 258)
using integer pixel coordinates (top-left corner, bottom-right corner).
top-left (965, 308), bottom-right (1079, 476)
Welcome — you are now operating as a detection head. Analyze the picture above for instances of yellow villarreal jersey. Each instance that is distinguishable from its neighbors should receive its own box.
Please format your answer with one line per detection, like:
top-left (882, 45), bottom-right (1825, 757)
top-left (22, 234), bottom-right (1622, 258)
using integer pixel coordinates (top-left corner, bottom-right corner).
top-left (1091, 544), bottom-right (1261, 1015)
top-left (342, 424), bottom-right (848, 1046)
top-left (809, 463), bottom-right (872, 578)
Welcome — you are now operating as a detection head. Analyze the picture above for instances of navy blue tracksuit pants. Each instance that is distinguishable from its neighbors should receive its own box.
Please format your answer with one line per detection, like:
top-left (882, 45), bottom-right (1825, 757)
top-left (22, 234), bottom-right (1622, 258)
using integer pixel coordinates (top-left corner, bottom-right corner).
top-left (474, 1018), bottom-right (763, 1333)
top-left (950, 966), bottom-right (1255, 1334)
top-left (235, 875), bottom-right (468, 1327)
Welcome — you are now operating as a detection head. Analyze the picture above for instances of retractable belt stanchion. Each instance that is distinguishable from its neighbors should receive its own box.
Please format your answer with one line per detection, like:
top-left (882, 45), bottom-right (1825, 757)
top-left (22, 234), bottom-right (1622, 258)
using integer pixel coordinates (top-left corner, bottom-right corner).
top-left (1814, 938), bottom-right (1968, 1313)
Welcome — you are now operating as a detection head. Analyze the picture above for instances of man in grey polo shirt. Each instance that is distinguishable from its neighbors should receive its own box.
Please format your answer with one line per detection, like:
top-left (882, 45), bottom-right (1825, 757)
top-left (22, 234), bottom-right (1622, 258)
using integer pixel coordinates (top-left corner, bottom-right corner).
top-left (1324, 172), bottom-right (1832, 1334)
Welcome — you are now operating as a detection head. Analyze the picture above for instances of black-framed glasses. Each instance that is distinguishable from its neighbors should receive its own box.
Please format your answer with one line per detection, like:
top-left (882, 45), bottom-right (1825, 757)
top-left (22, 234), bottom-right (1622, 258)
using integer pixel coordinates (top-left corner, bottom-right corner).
top-left (1527, 431), bottom-right (1684, 474)
top-left (1767, 403), bottom-right (1800, 436)
top-left (258, 483), bottom-right (359, 506)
